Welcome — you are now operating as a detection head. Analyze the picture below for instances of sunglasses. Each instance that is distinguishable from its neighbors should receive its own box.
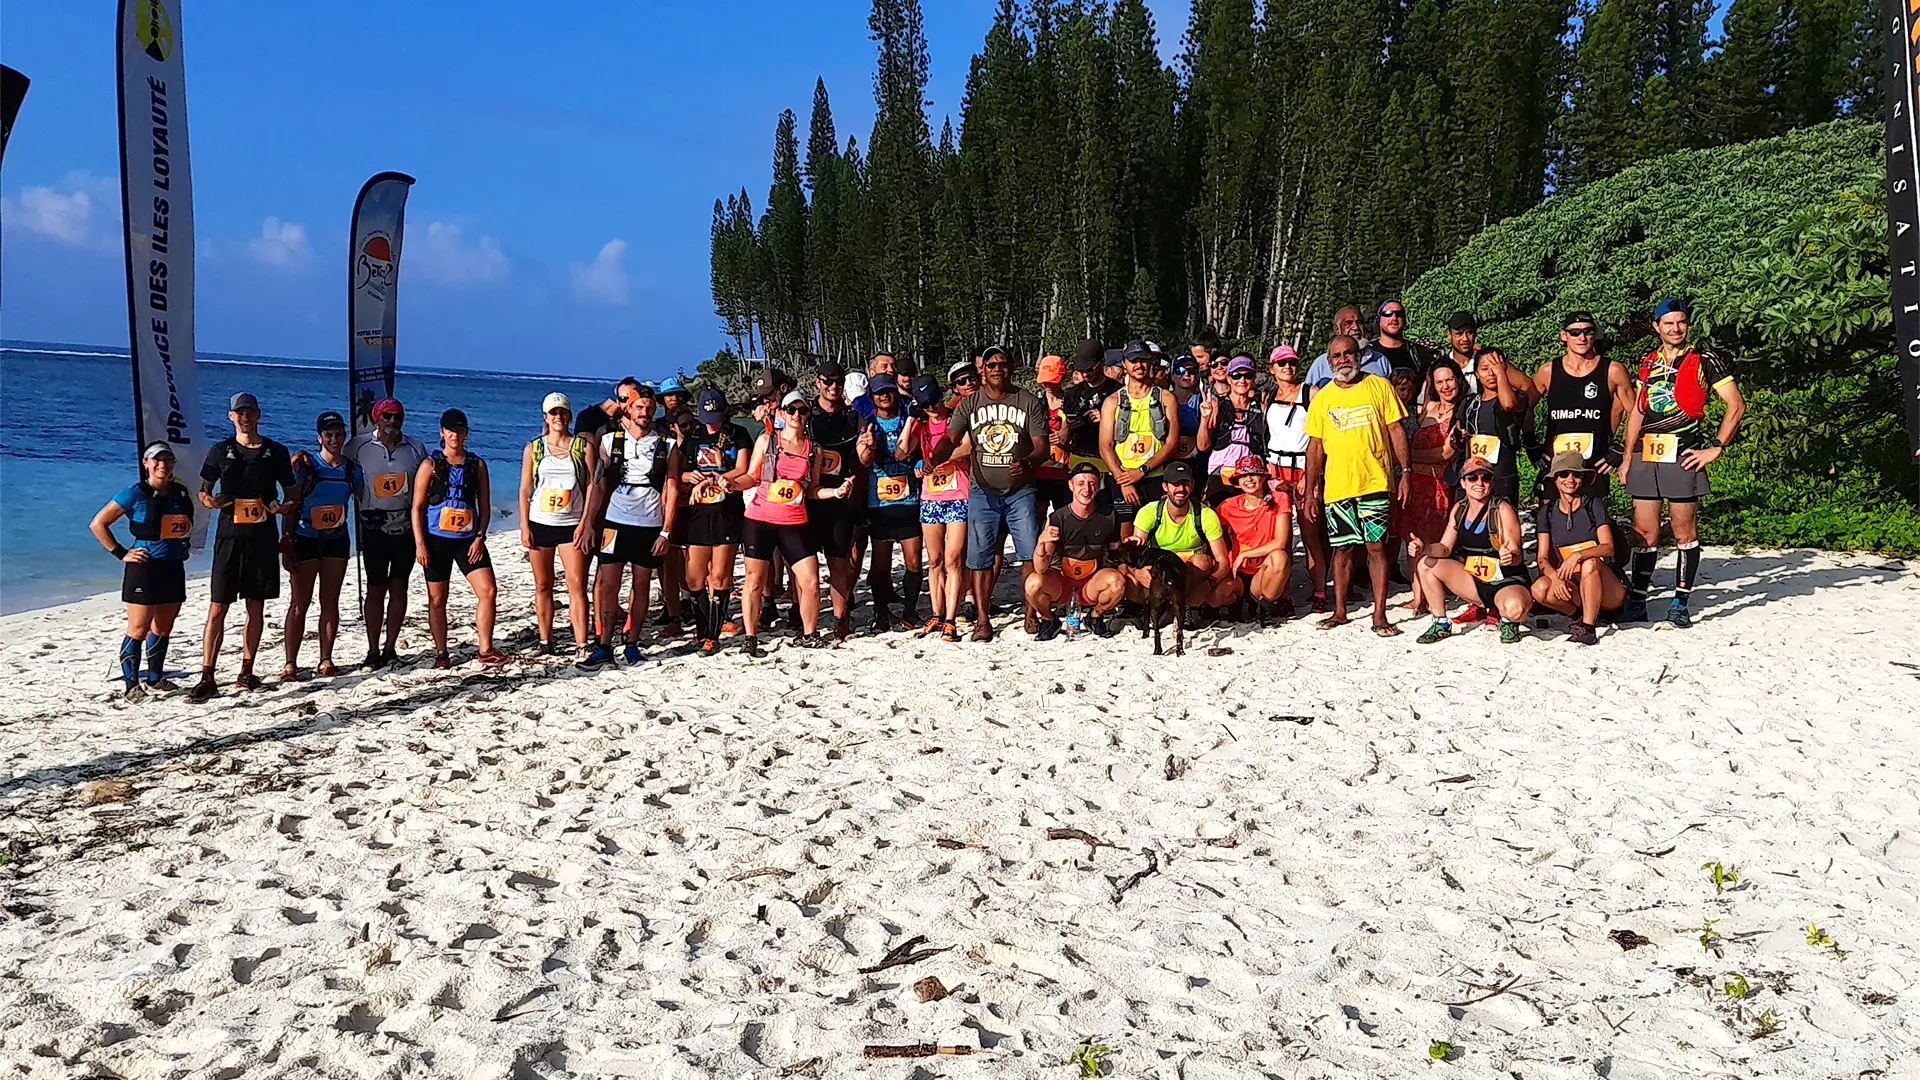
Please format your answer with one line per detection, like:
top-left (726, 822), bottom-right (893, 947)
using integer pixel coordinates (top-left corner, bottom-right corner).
top-left (1552, 470), bottom-right (1589, 479)
top-left (1270, 358), bottom-right (1299, 366)
top-left (1566, 327), bottom-right (1596, 337)
top-left (983, 361), bottom-right (1011, 370)
top-left (1461, 472), bottom-right (1494, 482)
top-left (1380, 309), bottom-right (1405, 319)
top-left (1229, 371), bottom-right (1255, 380)
top-left (954, 374), bottom-right (978, 383)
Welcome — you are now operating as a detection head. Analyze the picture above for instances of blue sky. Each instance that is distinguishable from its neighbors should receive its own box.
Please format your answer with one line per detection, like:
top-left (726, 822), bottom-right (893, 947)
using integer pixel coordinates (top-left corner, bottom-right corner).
top-left (2, 1), bottom-right (1182, 378)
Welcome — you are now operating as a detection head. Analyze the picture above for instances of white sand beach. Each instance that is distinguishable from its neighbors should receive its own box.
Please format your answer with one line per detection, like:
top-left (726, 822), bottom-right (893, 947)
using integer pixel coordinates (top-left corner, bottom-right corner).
top-left (1, 547), bottom-right (1917, 1079)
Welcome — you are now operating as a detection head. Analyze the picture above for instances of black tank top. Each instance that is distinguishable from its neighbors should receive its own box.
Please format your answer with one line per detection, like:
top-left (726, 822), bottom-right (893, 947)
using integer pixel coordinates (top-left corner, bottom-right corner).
top-left (1546, 354), bottom-right (1611, 465)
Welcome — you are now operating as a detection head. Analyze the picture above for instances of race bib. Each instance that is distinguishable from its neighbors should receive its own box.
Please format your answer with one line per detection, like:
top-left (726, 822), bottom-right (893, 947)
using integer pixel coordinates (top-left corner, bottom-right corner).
top-left (693, 481), bottom-right (726, 505)
top-left (310, 504), bottom-right (346, 531)
top-left (1468, 434), bottom-right (1502, 464)
top-left (924, 463), bottom-right (959, 495)
top-left (1061, 556), bottom-right (1098, 583)
top-left (767, 478), bottom-right (803, 505)
top-left (1557, 540), bottom-right (1597, 561)
top-left (537, 488), bottom-right (573, 515)
top-left (697, 446), bottom-right (724, 470)
top-left (819, 449), bottom-right (843, 476)
top-left (372, 472), bottom-right (406, 499)
top-left (1123, 432), bottom-right (1156, 461)
top-left (1464, 555), bottom-right (1501, 582)
top-left (1553, 432), bottom-right (1594, 458)
top-left (874, 475), bottom-right (909, 503)
top-left (1049, 442), bottom-right (1068, 466)
top-left (160, 514), bottom-right (191, 540)
top-left (1219, 465), bottom-right (1238, 485)
top-left (601, 527), bottom-right (619, 551)
top-left (1641, 433), bottom-right (1679, 463)
top-left (437, 506), bottom-right (473, 534)
top-left (231, 498), bottom-right (266, 525)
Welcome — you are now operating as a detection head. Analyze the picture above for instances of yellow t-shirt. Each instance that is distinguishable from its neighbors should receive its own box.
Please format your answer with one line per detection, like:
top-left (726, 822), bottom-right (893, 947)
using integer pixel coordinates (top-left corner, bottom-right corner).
top-left (1304, 375), bottom-right (1406, 505)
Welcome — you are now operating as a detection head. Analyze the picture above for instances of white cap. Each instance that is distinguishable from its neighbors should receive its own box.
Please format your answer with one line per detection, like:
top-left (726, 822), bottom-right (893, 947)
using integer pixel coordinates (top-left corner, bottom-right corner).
top-left (780, 389), bottom-right (807, 408)
top-left (844, 371), bottom-right (869, 399)
top-left (542, 392), bottom-right (572, 413)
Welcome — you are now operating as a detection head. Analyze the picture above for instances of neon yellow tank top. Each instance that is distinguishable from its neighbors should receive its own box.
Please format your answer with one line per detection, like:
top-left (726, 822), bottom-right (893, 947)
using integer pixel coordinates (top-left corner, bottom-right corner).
top-left (1117, 391), bottom-right (1163, 473)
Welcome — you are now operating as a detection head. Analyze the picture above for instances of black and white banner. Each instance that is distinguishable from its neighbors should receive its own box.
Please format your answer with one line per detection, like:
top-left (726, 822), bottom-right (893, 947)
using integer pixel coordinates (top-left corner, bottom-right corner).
top-left (1887, 0), bottom-right (1920, 457)
top-left (348, 172), bottom-right (414, 435)
top-left (116, 0), bottom-right (202, 481)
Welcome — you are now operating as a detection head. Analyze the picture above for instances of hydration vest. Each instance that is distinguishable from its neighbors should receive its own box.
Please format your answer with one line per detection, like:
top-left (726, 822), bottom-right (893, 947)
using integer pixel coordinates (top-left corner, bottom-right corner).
top-left (603, 429), bottom-right (672, 489)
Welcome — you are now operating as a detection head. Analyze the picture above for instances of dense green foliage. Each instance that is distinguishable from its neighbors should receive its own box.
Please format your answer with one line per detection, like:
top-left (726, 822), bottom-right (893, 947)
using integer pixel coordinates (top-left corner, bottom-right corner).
top-left (711, 0), bottom-right (1880, 368)
top-left (1407, 120), bottom-right (1918, 554)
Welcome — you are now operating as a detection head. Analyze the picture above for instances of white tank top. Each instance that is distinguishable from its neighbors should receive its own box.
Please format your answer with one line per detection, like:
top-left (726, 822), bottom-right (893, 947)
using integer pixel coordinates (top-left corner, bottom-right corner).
top-left (1265, 387), bottom-right (1312, 461)
top-left (529, 441), bottom-right (585, 527)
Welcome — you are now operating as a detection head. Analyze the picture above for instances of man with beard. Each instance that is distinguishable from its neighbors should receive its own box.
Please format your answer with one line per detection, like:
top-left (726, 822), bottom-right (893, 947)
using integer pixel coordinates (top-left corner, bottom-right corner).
top-left (1099, 340), bottom-right (1184, 535)
top-left (1371, 300), bottom-right (1438, 382)
top-left (345, 396), bottom-right (428, 669)
top-left (1533, 311), bottom-right (1632, 479)
top-left (1302, 335), bottom-right (1411, 636)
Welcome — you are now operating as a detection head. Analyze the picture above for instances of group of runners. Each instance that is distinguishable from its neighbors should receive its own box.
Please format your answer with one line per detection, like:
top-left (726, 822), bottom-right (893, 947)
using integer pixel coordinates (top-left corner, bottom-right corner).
top-left (90, 296), bottom-right (1742, 700)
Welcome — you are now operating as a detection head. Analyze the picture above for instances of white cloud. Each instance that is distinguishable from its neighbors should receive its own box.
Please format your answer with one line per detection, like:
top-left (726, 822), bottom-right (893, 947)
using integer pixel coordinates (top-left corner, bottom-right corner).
top-left (572, 239), bottom-right (629, 306)
top-left (247, 216), bottom-right (312, 268)
top-left (8, 186), bottom-right (94, 244)
top-left (409, 221), bottom-right (510, 285)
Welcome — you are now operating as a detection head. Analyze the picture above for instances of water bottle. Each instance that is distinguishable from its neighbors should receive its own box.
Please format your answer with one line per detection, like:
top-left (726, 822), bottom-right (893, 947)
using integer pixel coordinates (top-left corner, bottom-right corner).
top-left (1063, 596), bottom-right (1085, 634)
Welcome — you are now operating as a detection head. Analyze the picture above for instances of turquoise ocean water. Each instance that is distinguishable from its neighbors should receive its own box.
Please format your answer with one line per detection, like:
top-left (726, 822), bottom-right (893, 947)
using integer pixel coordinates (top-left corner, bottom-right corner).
top-left (0, 342), bottom-right (625, 613)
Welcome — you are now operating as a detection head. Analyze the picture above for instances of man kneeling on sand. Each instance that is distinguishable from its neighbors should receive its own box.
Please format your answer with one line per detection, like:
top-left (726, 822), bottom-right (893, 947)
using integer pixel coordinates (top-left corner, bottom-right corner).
top-left (1027, 462), bottom-right (1125, 639)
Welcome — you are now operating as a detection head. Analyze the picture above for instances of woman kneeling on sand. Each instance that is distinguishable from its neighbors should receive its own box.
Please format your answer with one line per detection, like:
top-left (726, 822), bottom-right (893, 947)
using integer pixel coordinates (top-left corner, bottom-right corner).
top-left (1409, 455), bottom-right (1533, 644)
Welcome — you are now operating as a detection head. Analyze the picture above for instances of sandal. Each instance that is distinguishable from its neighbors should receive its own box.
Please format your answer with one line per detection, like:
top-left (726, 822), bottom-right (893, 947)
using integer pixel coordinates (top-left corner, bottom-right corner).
top-left (1315, 615), bottom-right (1348, 630)
top-left (1372, 623), bottom-right (1404, 638)
top-left (278, 665), bottom-right (301, 683)
top-left (314, 662), bottom-right (339, 678)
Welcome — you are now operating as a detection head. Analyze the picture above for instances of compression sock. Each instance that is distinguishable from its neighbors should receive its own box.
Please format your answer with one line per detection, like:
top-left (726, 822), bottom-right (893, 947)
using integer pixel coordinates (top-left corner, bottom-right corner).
top-left (145, 634), bottom-right (170, 683)
top-left (900, 570), bottom-right (924, 625)
top-left (1675, 542), bottom-right (1702, 603)
top-left (694, 591), bottom-right (713, 640)
top-left (866, 569), bottom-right (896, 610)
top-left (1629, 547), bottom-right (1658, 603)
top-left (119, 636), bottom-right (141, 690)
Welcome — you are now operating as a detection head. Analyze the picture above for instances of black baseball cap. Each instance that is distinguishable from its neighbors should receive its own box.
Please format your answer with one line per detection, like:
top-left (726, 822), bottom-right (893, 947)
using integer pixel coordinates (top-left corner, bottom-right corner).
top-left (1102, 348), bottom-right (1123, 370)
top-left (315, 410), bottom-right (347, 433)
top-left (1563, 310), bottom-right (1597, 329)
top-left (1074, 340), bottom-right (1104, 372)
top-left (1163, 460), bottom-right (1197, 486)
top-left (1121, 340), bottom-right (1153, 363)
top-left (1069, 461), bottom-right (1102, 479)
top-left (817, 360), bottom-right (848, 381)
top-left (910, 374), bottom-right (941, 407)
top-left (751, 372), bottom-right (781, 399)
top-left (981, 345), bottom-right (1011, 365)
top-left (439, 408), bottom-right (469, 431)
top-left (1446, 311), bottom-right (1478, 332)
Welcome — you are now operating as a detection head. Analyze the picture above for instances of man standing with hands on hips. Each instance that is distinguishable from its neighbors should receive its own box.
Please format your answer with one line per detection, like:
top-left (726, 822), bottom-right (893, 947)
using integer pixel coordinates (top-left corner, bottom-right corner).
top-left (1619, 297), bottom-right (1744, 627)
top-left (188, 392), bottom-right (300, 702)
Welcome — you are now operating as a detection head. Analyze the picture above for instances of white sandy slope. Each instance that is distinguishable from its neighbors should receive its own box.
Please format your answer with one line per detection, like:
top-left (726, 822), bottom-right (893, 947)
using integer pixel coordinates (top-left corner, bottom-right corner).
top-left (0, 547), bottom-right (1917, 1080)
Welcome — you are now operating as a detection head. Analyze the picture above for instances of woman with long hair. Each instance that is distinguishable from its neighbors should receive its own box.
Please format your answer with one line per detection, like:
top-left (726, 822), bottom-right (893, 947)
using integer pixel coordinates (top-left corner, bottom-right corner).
top-left (1400, 360), bottom-right (1461, 615)
top-left (1264, 345), bottom-right (1326, 612)
top-left (911, 374), bottom-right (971, 641)
top-left (1215, 455), bottom-right (1292, 621)
top-left (678, 389), bottom-right (754, 655)
top-left (519, 392), bottom-right (598, 657)
top-left (89, 442), bottom-right (195, 696)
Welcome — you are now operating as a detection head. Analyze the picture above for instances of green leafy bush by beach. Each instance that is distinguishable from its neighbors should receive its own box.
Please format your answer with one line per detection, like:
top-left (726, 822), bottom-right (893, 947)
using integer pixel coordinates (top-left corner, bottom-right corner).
top-left (1406, 120), bottom-right (1919, 554)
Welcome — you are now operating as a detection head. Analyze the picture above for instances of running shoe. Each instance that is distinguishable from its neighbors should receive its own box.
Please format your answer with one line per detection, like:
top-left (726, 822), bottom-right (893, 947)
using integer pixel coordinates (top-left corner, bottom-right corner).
top-left (1034, 618), bottom-right (1062, 643)
top-left (1181, 609), bottom-right (1209, 632)
top-left (872, 607), bottom-right (894, 634)
top-left (146, 678), bottom-right (180, 693)
top-left (477, 650), bottom-right (511, 666)
top-left (186, 678), bottom-right (217, 703)
top-left (234, 672), bottom-right (263, 691)
top-left (941, 621), bottom-right (960, 642)
top-left (380, 646), bottom-right (400, 668)
top-left (121, 683), bottom-right (147, 701)
top-left (719, 619), bottom-right (741, 636)
top-left (1455, 604), bottom-right (1485, 626)
top-left (743, 636), bottom-right (767, 658)
top-left (1310, 593), bottom-right (1331, 614)
top-left (1416, 620), bottom-right (1453, 644)
top-left (577, 645), bottom-right (614, 670)
top-left (431, 653), bottom-right (452, 670)
top-left (1667, 601), bottom-right (1692, 628)
top-left (622, 642), bottom-right (644, 664)
top-left (1621, 598), bottom-right (1649, 623)
top-left (1567, 621), bottom-right (1599, 645)
top-left (916, 616), bottom-right (943, 637)
top-left (1498, 619), bottom-right (1521, 644)
top-left (795, 632), bottom-right (831, 649)
top-left (363, 648), bottom-right (384, 671)
top-left (1087, 615), bottom-right (1116, 638)
top-left (697, 638), bottom-right (719, 656)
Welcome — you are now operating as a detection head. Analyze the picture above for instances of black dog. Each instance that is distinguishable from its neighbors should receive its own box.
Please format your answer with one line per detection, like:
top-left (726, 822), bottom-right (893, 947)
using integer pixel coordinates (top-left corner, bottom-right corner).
top-left (1115, 542), bottom-right (1189, 656)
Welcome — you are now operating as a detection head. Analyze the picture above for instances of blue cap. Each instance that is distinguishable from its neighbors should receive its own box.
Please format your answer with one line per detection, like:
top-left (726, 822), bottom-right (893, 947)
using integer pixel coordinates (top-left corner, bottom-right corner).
top-left (659, 377), bottom-right (686, 394)
top-left (695, 388), bottom-right (725, 424)
top-left (909, 373), bottom-right (941, 407)
top-left (1654, 297), bottom-right (1690, 320)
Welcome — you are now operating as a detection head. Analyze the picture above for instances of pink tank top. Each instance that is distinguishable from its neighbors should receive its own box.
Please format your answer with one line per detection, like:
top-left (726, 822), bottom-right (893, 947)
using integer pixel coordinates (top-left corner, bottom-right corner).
top-left (747, 437), bottom-right (811, 525)
top-left (919, 414), bottom-right (969, 503)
